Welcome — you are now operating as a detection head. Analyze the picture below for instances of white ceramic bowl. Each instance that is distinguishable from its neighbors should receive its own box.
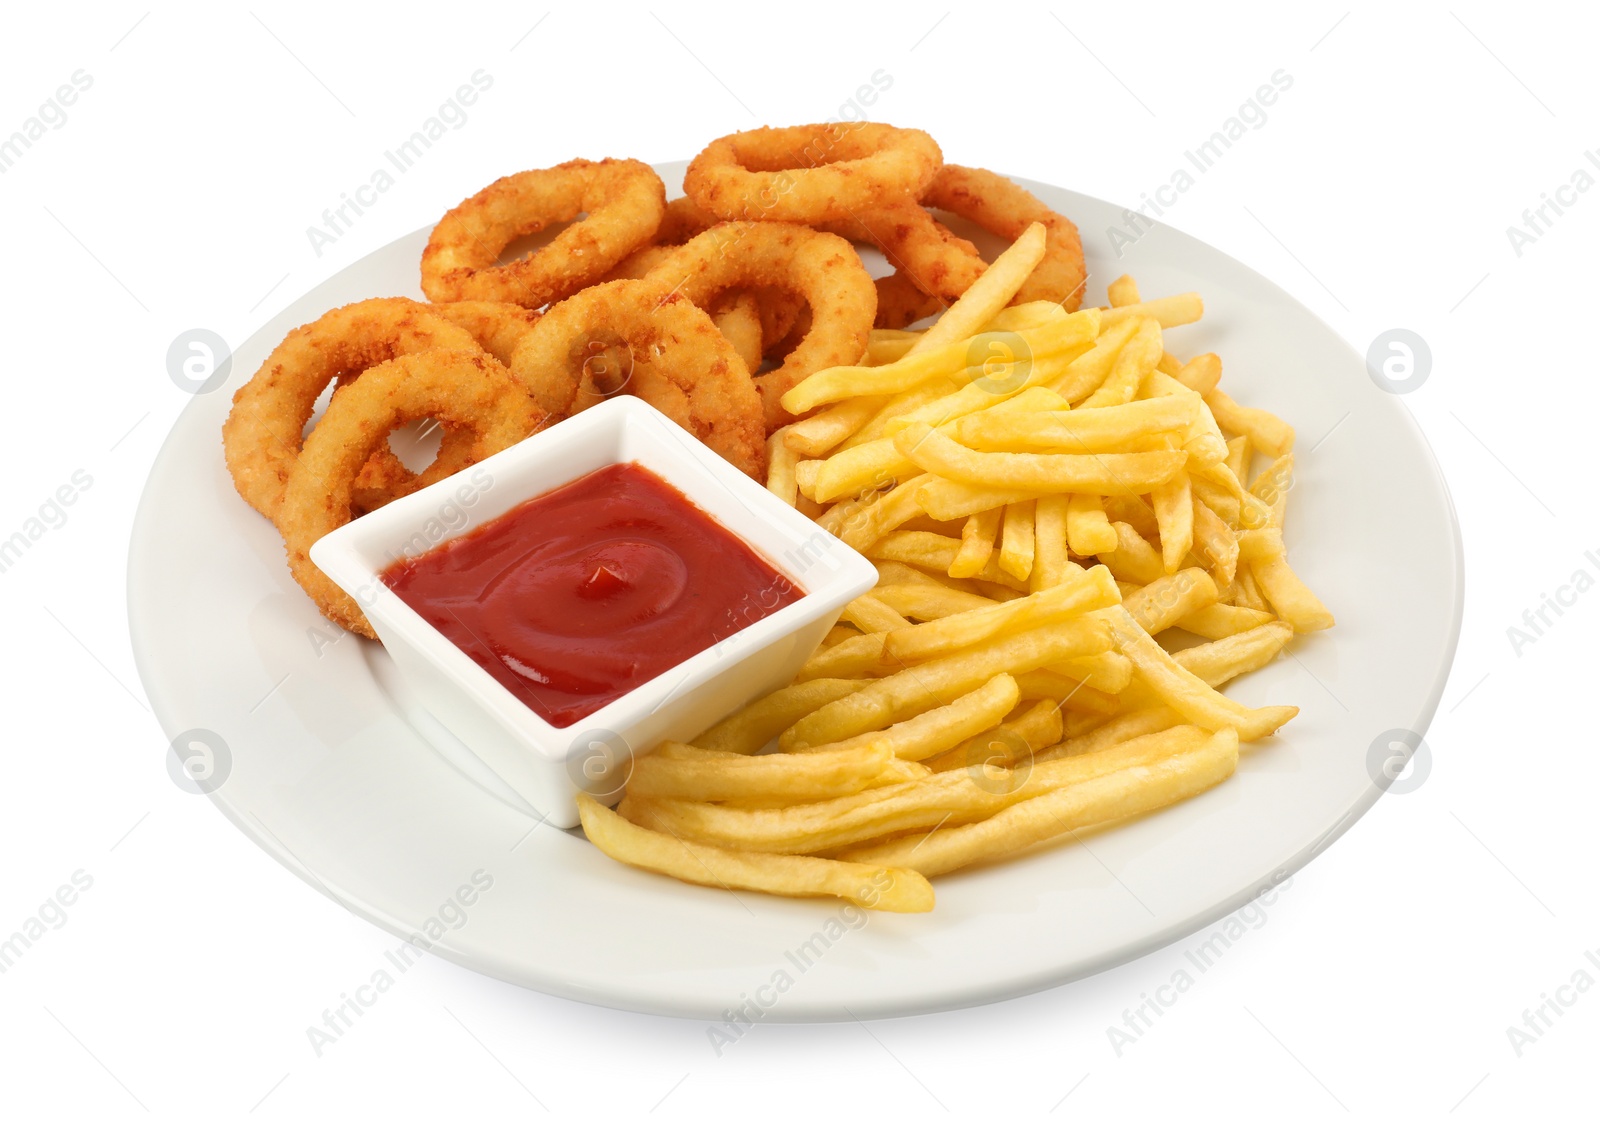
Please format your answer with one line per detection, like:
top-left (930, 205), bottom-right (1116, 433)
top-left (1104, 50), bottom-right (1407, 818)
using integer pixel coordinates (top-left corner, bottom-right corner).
top-left (311, 396), bottom-right (876, 828)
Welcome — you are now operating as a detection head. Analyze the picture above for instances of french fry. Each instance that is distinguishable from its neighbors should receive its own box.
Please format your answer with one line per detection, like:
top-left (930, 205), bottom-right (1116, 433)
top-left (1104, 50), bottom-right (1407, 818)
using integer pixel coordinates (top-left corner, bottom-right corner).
top-left (802, 674), bottom-right (1020, 762)
top-left (882, 565), bottom-right (1120, 665)
top-left (580, 795), bottom-right (934, 912)
top-left (1225, 434), bottom-right (1252, 483)
top-left (693, 679), bottom-right (866, 754)
top-left (1100, 292), bottom-right (1204, 330)
top-left (766, 427), bottom-right (800, 506)
top-left (840, 728), bottom-right (1238, 876)
top-left (1046, 316), bottom-right (1142, 403)
top-left (629, 742), bottom-right (895, 802)
top-left (1107, 606), bottom-right (1296, 741)
top-left (1173, 622), bottom-right (1294, 687)
top-left (1190, 496), bottom-right (1239, 588)
top-left (1175, 352), bottom-right (1222, 395)
top-left (999, 500), bottom-right (1036, 580)
top-left (798, 632), bottom-right (890, 680)
top-left (784, 396), bottom-right (888, 457)
top-left (1037, 705), bottom-right (1183, 761)
top-left (951, 395), bottom-right (1198, 453)
top-left (895, 423), bottom-right (1188, 495)
top-left (1081, 317), bottom-right (1163, 408)
top-left (1174, 602), bottom-right (1277, 640)
top-left (1031, 494), bottom-right (1070, 591)
top-left (1204, 389), bottom-right (1294, 457)
top-left (915, 478), bottom-right (1047, 522)
top-left (982, 300), bottom-right (1070, 332)
top-left (1052, 649), bottom-right (1134, 694)
top-left (1152, 472), bottom-right (1193, 573)
top-left (950, 507), bottom-right (1002, 578)
top-left (841, 594), bottom-right (911, 635)
top-left (867, 530), bottom-right (1028, 591)
top-left (1101, 521), bottom-right (1166, 584)
top-left (912, 222), bottom-right (1048, 352)
top-left (1107, 274), bottom-right (1141, 307)
top-left (1066, 493), bottom-right (1118, 555)
top-left (1252, 554), bottom-right (1335, 632)
top-left (781, 617), bottom-right (1112, 750)
top-left (872, 583), bottom-right (998, 620)
top-left (835, 474), bottom-right (931, 552)
top-left (922, 698), bottom-right (1065, 773)
top-left (1123, 568), bottom-right (1219, 635)
top-left (1250, 453), bottom-right (1294, 529)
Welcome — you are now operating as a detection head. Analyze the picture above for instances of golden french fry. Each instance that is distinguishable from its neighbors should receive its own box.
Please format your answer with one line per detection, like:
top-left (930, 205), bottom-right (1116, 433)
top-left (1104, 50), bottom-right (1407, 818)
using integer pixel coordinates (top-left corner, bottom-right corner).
top-left (803, 674), bottom-right (1020, 762)
top-left (1252, 554), bottom-right (1335, 632)
top-left (1102, 521), bottom-right (1166, 584)
top-left (785, 396), bottom-right (888, 457)
top-left (895, 423), bottom-right (1188, 495)
top-left (581, 795), bottom-right (933, 912)
top-left (1066, 493), bottom-right (1118, 555)
top-left (766, 427), bottom-right (800, 506)
top-left (1052, 650), bottom-right (1134, 694)
top-left (867, 530), bottom-right (1028, 591)
top-left (915, 478), bottom-right (1047, 522)
top-left (1013, 669), bottom-right (1121, 714)
top-left (1107, 274), bottom-right (1141, 307)
top-left (1190, 495), bottom-right (1239, 588)
top-left (1124, 568), bottom-right (1219, 635)
top-left (952, 394), bottom-right (1198, 453)
top-left (1100, 292), bottom-right (1204, 330)
top-left (1204, 389), bottom-right (1294, 457)
top-left (1175, 352), bottom-right (1222, 395)
top-left (882, 565), bottom-right (1120, 665)
top-left (921, 698), bottom-right (1065, 773)
top-left (872, 582), bottom-right (998, 620)
top-left (912, 222), bottom-right (1049, 353)
top-left (1152, 472), bottom-right (1193, 574)
top-left (1037, 705), bottom-right (1183, 761)
top-left (798, 632), bottom-right (890, 680)
top-left (1081, 317), bottom-right (1163, 408)
top-left (1174, 602), bottom-right (1277, 639)
top-left (1225, 434), bottom-right (1251, 483)
top-left (834, 474), bottom-right (931, 552)
top-left (1107, 606), bottom-right (1296, 741)
top-left (998, 499), bottom-right (1036, 580)
top-left (950, 507), bottom-right (1002, 578)
top-left (982, 300), bottom-right (1070, 332)
top-left (842, 594), bottom-right (911, 635)
top-left (1230, 563), bottom-right (1271, 612)
top-left (693, 679), bottom-right (867, 754)
top-left (1045, 316), bottom-right (1141, 402)
top-left (781, 617), bottom-right (1112, 750)
top-left (841, 728), bottom-right (1237, 876)
top-left (1173, 622), bottom-right (1294, 686)
top-left (1250, 453), bottom-right (1294, 529)
top-left (1031, 494), bottom-right (1070, 592)
top-left (821, 624), bottom-right (859, 647)
top-left (630, 742), bottom-right (895, 802)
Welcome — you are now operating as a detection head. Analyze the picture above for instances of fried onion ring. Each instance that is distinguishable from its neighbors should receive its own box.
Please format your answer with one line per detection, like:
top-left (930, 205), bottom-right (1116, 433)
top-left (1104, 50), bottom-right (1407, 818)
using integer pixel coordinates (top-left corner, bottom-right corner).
top-left (510, 280), bottom-right (765, 476)
top-left (825, 203), bottom-right (985, 307)
top-left (922, 165), bottom-right (1087, 309)
top-left (277, 350), bottom-right (546, 637)
top-left (641, 222), bottom-right (876, 429)
top-left (420, 158), bottom-right (666, 308)
top-left (684, 123), bottom-right (941, 224)
top-left (429, 300), bottom-right (544, 365)
top-left (223, 298), bottom-right (484, 519)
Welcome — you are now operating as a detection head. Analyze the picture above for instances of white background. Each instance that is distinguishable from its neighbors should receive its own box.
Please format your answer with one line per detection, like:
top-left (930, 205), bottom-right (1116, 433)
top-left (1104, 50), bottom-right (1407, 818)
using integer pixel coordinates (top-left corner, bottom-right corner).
top-left (0, 1), bottom-right (1593, 1121)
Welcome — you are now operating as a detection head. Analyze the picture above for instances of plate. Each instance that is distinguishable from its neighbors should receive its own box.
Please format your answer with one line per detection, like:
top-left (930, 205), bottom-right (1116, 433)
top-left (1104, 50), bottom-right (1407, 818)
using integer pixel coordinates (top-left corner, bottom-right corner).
top-left (128, 162), bottom-right (1462, 1020)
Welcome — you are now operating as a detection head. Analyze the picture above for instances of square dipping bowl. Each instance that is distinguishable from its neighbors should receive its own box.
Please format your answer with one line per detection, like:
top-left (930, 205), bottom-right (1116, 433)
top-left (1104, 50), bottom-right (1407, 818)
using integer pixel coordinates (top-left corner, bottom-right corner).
top-left (311, 396), bottom-right (877, 828)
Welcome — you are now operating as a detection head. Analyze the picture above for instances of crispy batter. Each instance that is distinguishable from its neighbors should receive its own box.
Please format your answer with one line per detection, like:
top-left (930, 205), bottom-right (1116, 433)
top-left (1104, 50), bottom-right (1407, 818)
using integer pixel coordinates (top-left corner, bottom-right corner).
top-left (420, 158), bottom-right (665, 307)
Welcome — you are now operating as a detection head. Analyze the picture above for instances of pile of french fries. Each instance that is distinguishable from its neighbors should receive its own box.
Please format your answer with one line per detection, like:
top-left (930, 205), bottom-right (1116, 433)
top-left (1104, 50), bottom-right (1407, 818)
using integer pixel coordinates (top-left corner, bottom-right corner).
top-left (576, 224), bottom-right (1333, 914)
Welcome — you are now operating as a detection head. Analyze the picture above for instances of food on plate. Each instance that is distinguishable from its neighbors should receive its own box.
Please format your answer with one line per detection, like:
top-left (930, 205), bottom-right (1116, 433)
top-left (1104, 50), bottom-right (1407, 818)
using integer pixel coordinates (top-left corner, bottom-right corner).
top-left (684, 123), bottom-right (942, 223)
top-left (277, 349), bottom-right (545, 636)
top-left (591, 246), bottom-right (1332, 910)
top-left (508, 280), bottom-right (766, 476)
top-left (382, 461), bottom-right (801, 725)
top-left (219, 122), bottom-right (1332, 913)
top-left (223, 297), bottom-right (484, 519)
top-left (420, 158), bottom-right (666, 307)
top-left (639, 222), bottom-right (876, 427)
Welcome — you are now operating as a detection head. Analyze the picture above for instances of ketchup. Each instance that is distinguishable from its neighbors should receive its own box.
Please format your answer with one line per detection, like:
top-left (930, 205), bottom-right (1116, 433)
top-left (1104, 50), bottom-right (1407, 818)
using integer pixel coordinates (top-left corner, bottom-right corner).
top-left (382, 462), bottom-right (802, 728)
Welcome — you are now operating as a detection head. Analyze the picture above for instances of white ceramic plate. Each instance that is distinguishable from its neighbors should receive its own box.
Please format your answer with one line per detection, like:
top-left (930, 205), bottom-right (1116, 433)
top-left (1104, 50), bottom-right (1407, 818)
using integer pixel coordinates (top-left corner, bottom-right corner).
top-left (129, 162), bottom-right (1461, 1020)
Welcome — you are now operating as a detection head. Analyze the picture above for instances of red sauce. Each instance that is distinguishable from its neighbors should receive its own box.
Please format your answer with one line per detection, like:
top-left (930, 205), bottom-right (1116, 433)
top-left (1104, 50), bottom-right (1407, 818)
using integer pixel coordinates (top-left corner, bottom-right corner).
top-left (382, 462), bottom-right (802, 728)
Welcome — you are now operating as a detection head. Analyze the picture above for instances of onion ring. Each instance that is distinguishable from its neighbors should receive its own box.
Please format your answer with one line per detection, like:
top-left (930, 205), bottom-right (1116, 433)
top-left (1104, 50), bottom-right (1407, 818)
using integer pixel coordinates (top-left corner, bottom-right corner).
top-left (277, 349), bottom-right (546, 637)
top-left (223, 298), bottom-right (484, 519)
top-left (420, 158), bottom-right (666, 307)
top-left (510, 280), bottom-right (765, 477)
top-left (684, 123), bottom-right (941, 224)
top-left (641, 222), bottom-right (876, 429)
top-left (922, 165), bottom-right (1087, 309)
top-left (429, 300), bottom-right (544, 365)
top-left (825, 203), bottom-right (985, 307)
